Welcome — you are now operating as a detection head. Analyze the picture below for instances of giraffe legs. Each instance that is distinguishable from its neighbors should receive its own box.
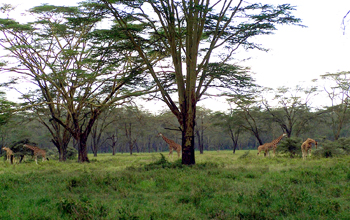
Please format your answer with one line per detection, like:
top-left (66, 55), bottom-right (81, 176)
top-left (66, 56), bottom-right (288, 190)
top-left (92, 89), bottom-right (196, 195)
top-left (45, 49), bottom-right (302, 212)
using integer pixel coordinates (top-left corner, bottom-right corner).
top-left (272, 145), bottom-right (277, 157)
top-left (168, 148), bottom-right (173, 159)
top-left (307, 148), bottom-right (312, 158)
top-left (301, 147), bottom-right (311, 160)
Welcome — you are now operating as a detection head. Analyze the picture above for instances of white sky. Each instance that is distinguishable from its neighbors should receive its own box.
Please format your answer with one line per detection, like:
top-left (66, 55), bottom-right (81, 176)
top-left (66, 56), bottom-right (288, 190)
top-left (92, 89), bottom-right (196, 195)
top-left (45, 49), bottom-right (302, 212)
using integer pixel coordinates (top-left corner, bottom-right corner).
top-left (2, 0), bottom-right (350, 112)
top-left (246, 0), bottom-right (350, 89)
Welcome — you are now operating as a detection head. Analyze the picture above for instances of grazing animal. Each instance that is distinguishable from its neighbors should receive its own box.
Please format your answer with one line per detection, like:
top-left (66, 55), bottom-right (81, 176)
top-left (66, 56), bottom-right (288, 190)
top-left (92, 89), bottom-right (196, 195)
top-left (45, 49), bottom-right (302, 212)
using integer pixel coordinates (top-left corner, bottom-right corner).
top-left (23, 144), bottom-right (48, 164)
top-left (257, 133), bottom-right (287, 157)
top-left (301, 138), bottom-right (317, 160)
top-left (2, 147), bottom-right (14, 163)
top-left (158, 133), bottom-right (181, 158)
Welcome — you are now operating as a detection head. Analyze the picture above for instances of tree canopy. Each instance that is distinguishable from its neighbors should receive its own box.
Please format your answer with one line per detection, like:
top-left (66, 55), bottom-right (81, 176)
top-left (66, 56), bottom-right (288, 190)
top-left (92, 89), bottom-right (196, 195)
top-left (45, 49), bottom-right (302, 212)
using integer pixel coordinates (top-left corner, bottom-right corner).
top-left (0, 4), bottom-right (156, 162)
top-left (85, 0), bottom-right (302, 164)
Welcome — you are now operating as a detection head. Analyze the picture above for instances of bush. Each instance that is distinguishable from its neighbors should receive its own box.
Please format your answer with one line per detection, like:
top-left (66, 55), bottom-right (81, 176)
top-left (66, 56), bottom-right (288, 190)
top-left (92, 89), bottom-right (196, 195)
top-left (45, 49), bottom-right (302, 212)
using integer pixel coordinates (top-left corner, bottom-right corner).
top-left (313, 140), bottom-right (346, 158)
top-left (277, 137), bottom-right (303, 158)
top-left (142, 153), bottom-right (184, 170)
top-left (66, 146), bottom-right (78, 160)
top-left (336, 137), bottom-right (350, 154)
top-left (58, 197), bottom-right (108, 219)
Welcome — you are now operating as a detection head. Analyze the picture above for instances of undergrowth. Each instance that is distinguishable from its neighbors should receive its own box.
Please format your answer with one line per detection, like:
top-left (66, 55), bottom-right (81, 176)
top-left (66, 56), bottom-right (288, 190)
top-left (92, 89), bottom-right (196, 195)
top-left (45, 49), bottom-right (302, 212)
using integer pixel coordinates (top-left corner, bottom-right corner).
top-left (0, 151), bottom-right (350, 219)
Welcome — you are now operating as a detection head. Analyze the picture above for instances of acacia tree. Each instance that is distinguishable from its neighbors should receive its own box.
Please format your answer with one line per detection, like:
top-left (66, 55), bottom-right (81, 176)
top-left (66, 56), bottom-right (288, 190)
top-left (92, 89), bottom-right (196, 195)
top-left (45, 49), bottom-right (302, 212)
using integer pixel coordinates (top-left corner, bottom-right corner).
top-left (321, 71), bottom-right (350, 140)
top-left (90, 106), bottom-right (118, 156)
top-left (228, 92), bottom-right (266, 145)
top-left (88, 0), bottom-right (302, 164)
top-left (0, 91), bottom-right (13, 127)
top-left (213, 106), bottom-right (245, 154)
top-left (262, 85), bottom-right (318, 137)
top-left (0, 5), bottom-right (155, 162)
top-left (194, 107), bottom-right (212, 154)
top-left (0, 91), bottom-right (16, 147)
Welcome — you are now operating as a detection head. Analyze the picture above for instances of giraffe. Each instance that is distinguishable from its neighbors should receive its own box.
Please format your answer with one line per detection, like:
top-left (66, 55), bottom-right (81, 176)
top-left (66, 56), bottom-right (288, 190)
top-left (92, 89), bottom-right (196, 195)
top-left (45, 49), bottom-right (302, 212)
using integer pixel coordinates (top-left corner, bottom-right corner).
top-left (2, 147), bottom-right (13, 163)
top-left (158, 133), bottom-right (181, 159)
top-left (257, 133), bottom-right (287, 157)
top-left (23, 144), bottom-right (48, 164)
top-left (301, 138), bottom-right (317, 160)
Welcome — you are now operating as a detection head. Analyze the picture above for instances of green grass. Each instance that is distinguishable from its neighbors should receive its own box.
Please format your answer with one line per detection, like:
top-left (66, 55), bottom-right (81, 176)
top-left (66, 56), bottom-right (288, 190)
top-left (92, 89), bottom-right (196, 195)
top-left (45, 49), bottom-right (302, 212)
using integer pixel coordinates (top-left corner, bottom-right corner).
top-left (1, 151), bottom-right (350, 219)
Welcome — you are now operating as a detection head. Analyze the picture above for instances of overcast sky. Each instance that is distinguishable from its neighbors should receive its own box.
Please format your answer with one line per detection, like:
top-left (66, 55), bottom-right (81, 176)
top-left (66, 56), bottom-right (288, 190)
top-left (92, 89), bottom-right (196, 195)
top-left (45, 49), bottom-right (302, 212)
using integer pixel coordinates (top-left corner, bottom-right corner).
top-left (3, 1), bottom-right (350, 112)
top-left (246, 0), bottom-right (350, 89)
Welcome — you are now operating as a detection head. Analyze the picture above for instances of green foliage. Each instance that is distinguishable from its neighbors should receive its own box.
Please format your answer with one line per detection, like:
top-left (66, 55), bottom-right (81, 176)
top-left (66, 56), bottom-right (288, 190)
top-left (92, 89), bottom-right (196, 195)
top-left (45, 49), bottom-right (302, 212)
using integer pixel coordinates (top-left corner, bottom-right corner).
top-left (66, 146), bottom-right (78, 160)
top-left (1, 151), bottom-right (350, 219)
top-left (336, 137), bottom-right (350, 154)
top-left (277, 137), bottom-right (303, 158)
top-left (142, 153), bottom-right (184, 170)
top-left (313, 140), bottom-right (348, 158)
top-left (58, 196), bottom-right (108, 219)
top-left (238, 150), bottom-right (251, 159)
top-left (0, 91), bottom-right (14, 126)
top-left (10, 139), bottom-right (37, 156)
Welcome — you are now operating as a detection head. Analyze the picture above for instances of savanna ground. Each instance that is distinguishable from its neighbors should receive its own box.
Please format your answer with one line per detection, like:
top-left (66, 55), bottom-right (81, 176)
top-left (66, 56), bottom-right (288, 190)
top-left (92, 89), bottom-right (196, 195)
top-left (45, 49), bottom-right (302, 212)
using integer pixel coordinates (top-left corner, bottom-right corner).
top-left (1, 150), bottom-right (350, 220)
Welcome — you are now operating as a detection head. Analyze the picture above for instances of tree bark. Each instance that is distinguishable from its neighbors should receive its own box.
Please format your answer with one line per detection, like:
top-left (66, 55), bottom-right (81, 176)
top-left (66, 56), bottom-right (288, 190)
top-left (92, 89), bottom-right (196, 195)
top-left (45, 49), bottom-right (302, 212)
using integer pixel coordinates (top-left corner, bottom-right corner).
top-left (77, 134), bottom-right (90, 163)
top-left (180, 102), bottom-right (196, 165)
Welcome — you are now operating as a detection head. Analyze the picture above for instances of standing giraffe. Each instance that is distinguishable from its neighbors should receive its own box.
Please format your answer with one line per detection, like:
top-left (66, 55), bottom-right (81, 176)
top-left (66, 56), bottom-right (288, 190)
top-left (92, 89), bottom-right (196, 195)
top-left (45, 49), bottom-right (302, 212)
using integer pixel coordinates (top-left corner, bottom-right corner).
top-left (2, 147), bottom-right (13, 163)
top-left (23, 144), bottom-right (48, 164)
top-left (158, 133), bottom-right (181, 158)
top-left (301, 138), bottom-right (317, 160)
top-left (257, 133), bottom-right (287, 157)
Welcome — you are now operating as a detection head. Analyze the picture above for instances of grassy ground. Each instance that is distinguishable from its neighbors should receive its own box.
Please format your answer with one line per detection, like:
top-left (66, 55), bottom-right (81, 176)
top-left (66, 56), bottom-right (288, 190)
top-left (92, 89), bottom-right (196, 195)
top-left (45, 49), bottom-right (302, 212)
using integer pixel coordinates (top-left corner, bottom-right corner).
top-left (1, 150), bottom-right (350, 219)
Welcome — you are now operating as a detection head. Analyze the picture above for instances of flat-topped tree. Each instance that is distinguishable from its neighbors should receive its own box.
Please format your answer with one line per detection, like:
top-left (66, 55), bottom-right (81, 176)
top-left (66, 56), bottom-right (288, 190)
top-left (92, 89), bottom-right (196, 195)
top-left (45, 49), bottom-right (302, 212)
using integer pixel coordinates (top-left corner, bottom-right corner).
top-left (0, 5), bottom-right (156, 162)
top-left (87, 0), bottom-right (302, 165)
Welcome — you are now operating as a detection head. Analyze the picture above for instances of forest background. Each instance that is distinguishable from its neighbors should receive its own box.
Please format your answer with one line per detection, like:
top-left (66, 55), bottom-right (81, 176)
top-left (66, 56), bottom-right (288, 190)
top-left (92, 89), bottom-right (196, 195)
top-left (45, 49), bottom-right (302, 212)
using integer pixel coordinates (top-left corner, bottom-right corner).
top-left (0, 1), bottom-right (350, 162)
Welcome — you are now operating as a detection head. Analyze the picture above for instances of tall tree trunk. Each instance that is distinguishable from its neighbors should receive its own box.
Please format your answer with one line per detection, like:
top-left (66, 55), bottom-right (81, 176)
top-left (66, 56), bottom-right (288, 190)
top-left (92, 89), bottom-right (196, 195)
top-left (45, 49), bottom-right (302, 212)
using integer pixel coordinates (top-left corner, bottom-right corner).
top-left (112, 146), bottom-right (116, 155)
top-left (181, 103), bottom-right (196, 165)
top-left (77, 134), bottom-right (90, 162)
top-left (129, 142), bottom-right (133, 155)
top-left (51, 127), bottom-right (71, 162)
top-left (53, 139), bottom-right (69, 162)
top-left (196, 130), bottom-right (204, 154)
top-left (229, 126), bottom-right (240, 154)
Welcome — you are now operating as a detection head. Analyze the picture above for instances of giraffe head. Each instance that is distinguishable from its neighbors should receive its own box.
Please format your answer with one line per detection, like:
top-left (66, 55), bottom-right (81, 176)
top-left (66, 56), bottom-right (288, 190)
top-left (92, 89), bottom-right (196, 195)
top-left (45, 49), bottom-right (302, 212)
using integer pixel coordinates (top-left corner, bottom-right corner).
top-left (157, 133), bottom-right (163, 137)
top-left (282, 133), bottom-right (287, 137)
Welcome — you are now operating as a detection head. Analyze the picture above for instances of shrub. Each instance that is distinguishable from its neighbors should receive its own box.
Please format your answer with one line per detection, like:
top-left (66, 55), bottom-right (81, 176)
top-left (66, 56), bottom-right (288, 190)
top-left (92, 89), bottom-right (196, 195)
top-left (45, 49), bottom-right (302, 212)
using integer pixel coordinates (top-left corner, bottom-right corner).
top-left (277, 137), bottom-right (303, 158)
top-left (313, 140), bottom-right (346, 158)
top-left (66, 146), bottom-right (78, 160)
top-left (238, 151), bottom-right (251, 159)
top-left (142, 153), bottom-right (184, 170)
top-left (58, 197), bottom-right (108, 219)
top-left (336, 137), bottom-right (350, 154)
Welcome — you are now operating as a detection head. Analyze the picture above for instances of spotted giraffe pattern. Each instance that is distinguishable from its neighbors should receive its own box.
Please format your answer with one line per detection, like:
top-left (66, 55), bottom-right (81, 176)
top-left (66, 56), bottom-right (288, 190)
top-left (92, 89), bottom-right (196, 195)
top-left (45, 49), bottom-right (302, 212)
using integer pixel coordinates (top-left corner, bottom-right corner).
top-left (301, 138), bottom-right (317, 160)
top-left (2, 147), bottom-right (13, 163)
top-left (23, 144), bottom-right (47, 164)
top-left (257, 133), bottom-right (287, 157)
top-left (158, 133), bottom-right (181, 158)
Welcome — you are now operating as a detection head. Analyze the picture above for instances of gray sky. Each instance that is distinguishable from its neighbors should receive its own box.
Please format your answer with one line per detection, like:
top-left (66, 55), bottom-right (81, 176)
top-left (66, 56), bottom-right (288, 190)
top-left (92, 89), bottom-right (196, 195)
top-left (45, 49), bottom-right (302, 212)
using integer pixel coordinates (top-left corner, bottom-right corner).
top-left (246, 0), bottom-right (350, 89)
top-left (3, 0), bottom-right (350, 112)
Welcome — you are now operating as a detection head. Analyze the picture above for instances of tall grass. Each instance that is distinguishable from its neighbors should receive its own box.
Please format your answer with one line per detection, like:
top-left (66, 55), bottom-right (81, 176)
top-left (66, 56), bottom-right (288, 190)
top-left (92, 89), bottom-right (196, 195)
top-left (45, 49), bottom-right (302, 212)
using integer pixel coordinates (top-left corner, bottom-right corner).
top-left (1, 151), bottom-right (350, 219)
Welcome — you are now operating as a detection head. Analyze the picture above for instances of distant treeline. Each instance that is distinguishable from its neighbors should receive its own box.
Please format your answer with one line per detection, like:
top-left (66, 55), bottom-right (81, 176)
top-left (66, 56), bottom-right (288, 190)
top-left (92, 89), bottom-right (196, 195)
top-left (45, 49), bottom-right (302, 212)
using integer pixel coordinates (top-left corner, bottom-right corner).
top-left (1, 101), bottom-right (349, 158)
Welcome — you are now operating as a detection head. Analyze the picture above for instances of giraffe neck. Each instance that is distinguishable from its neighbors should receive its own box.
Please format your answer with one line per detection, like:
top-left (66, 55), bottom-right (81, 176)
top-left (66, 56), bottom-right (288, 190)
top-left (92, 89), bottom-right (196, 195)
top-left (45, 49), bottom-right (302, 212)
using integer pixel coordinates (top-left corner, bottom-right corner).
top-left (307, 139), bottom-right (316, 144)
top-left (272, 134), bottom-right (285, 144)
top-left (24, 144), bottom-right (36, 151)
top-left (3, 148), bottom-right (12, 153)
top-left (162, 135), bottom-right (172, 144)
